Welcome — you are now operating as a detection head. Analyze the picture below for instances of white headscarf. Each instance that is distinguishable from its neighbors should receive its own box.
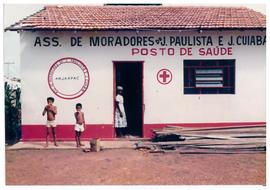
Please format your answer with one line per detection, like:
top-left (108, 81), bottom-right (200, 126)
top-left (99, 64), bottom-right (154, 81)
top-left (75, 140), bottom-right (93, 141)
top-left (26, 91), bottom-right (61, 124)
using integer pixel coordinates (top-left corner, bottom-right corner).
top-left (117, 86), bottom-right (123, 90)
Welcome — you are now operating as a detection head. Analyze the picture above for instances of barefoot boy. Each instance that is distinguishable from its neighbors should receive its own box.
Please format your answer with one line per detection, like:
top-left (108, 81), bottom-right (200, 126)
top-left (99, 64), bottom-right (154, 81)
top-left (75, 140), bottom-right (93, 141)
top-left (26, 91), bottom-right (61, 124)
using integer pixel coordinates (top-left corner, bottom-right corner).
top-left (74, 103), bottom-right (85, 147)
top-left (42, 97), bottom-right (58, 147)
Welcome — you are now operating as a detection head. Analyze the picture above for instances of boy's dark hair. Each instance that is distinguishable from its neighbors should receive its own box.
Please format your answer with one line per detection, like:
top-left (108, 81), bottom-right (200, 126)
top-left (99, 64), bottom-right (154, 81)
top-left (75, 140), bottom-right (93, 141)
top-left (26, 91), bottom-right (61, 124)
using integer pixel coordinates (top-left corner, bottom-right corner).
top-left (47, 97), bottom-right (54, 102)
top-left (76, 103), bottom-right (82, 108)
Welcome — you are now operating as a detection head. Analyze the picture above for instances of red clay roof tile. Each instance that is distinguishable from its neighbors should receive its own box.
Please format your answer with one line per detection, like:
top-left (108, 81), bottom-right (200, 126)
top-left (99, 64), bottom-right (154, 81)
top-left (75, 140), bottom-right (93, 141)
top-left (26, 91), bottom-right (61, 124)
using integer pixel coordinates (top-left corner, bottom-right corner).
top-left (7, 5), bottom-right (266, 31)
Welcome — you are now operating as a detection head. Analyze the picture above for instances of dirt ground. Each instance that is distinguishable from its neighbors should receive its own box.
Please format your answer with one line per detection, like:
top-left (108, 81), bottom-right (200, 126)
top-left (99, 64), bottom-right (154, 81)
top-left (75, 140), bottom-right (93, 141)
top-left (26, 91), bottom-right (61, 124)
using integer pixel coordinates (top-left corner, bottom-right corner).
top-left (6, 149), bottom-right (265, 185)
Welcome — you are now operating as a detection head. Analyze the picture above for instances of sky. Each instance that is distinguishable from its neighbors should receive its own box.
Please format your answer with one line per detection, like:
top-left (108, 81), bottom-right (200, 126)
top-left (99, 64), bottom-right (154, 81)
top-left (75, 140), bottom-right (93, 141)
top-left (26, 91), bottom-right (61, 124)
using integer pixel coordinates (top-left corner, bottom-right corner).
top-left (2, 2), bottom-right (267, 78)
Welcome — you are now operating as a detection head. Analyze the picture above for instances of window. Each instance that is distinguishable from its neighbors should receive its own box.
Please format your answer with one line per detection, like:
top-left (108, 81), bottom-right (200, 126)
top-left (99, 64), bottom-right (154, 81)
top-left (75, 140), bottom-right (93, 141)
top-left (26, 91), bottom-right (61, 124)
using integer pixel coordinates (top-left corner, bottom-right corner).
top-left (184, 59), bottom-right (235, 94)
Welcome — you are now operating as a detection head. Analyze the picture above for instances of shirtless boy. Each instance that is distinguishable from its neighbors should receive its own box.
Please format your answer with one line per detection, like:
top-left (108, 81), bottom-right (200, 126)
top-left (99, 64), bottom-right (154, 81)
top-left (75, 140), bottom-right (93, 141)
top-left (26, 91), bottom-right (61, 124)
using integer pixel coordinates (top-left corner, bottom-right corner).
top-left (74, 103), bottom-right (85, 147)
top-left (42, 97), bottom-right (58, 147)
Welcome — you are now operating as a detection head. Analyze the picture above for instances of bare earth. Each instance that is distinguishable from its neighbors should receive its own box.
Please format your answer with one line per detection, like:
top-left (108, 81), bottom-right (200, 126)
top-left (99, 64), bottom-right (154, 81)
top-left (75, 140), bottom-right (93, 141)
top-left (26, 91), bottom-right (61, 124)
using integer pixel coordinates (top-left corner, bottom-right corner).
top-left (6, 149), bottom-right (265, 185)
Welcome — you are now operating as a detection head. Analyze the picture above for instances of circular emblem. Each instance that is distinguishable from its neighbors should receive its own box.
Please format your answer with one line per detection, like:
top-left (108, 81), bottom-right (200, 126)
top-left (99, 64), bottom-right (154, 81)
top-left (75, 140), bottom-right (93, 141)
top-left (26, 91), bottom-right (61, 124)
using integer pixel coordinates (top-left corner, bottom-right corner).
top-left (157, 69), bottom-right (173, 85)
top-left (48, 57), bottom-right (90, 99)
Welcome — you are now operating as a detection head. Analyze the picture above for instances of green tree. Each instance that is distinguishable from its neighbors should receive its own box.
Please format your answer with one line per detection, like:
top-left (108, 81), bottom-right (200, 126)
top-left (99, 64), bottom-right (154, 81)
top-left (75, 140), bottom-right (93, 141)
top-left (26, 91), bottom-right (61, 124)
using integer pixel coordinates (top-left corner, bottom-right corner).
top-left (5, 82), bottom-right (21, 145)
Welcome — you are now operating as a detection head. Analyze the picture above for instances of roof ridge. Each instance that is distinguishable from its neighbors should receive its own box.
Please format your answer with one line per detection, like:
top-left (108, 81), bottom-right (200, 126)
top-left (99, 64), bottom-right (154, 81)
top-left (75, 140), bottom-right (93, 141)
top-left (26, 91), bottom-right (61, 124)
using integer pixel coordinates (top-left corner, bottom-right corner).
top-left (41, 5), bottom-right (264, 10)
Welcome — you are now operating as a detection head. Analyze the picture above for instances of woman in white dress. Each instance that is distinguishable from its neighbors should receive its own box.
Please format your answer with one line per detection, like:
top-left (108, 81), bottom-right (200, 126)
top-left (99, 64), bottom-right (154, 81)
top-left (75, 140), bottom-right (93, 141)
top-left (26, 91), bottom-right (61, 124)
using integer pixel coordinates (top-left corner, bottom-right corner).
top-left (115, 86), bottom-right (127, 137)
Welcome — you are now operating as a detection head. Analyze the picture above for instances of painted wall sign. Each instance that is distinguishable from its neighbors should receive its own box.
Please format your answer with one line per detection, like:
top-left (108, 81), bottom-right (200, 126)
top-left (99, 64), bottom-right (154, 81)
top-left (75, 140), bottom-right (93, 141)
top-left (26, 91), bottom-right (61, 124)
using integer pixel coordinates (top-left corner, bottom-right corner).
top-left (48, 57), bottom-right (90, 99)
top-left (157, 69), bottom-right (173, 85)
top-left (33, 35), bottom-right (266, 48)
top-left (33, 34), bottom-right (266, 57)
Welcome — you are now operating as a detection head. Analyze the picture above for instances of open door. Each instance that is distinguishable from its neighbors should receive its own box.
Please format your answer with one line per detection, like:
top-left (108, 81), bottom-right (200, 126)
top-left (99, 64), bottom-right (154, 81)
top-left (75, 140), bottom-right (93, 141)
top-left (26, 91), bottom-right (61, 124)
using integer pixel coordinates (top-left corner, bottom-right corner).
top-left (113, 61), bottom-right (144, 137)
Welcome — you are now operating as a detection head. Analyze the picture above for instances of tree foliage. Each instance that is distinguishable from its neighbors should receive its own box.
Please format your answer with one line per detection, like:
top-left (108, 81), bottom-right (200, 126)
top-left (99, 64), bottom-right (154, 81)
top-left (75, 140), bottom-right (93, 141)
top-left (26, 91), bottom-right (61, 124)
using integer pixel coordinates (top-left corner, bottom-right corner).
top-left (5, 82), bottom-right (21, 145)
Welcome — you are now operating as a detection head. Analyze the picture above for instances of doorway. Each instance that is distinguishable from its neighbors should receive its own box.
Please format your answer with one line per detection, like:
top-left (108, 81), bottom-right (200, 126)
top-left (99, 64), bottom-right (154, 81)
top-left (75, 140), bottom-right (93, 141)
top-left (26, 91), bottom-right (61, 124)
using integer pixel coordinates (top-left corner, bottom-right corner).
top-left (113, 61), bottom-right (144, 137)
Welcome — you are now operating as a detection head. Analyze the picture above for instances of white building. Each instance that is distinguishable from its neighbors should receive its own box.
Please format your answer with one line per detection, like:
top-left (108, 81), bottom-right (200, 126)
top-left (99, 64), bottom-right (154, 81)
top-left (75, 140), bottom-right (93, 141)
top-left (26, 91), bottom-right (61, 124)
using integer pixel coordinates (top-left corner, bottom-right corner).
top-left (6, 5), bottom-right (266, 140)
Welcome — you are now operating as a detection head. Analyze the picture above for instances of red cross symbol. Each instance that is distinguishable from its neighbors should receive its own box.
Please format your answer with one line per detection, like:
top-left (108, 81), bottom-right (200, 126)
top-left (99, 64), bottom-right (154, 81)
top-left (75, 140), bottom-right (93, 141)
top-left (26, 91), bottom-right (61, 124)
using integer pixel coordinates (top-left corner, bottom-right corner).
top-left (157, 69), bottom-right (173, 85)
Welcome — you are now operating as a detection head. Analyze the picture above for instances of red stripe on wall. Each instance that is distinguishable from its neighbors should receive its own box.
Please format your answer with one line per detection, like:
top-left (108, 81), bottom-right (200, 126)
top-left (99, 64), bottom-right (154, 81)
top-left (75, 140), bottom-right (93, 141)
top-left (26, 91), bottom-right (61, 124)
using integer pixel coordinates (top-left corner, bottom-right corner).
top-left (22, 122), bottom-right (266, 140)
top-left (21, 124), bottom-right (114, 141)
top-left (143, 122), bottom-right (266, 138)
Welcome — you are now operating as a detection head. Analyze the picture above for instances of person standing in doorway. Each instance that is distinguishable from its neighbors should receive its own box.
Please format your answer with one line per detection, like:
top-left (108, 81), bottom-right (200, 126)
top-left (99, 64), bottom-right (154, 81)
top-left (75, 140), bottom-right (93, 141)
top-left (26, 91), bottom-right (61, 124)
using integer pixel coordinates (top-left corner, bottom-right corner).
top-left (115, 86), bottom-right (127, 137)
top-left (42, 97), bottom-right (58, 147)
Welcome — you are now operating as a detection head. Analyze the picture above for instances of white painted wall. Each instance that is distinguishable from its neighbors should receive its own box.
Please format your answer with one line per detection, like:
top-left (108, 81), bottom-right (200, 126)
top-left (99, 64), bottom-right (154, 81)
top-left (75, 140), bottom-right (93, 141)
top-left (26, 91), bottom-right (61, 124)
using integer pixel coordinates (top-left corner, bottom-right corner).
top-left (20, 30), bottom-right (266, 125)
